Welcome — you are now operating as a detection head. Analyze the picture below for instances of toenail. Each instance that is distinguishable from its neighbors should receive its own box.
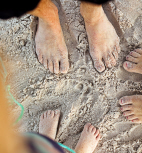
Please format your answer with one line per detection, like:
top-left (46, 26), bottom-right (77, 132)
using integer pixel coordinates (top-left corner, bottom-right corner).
top-left (123, 113), bottom-right (125, 115)
top-left (126, 62), bottom-right (133, 68)
top-left (121, 107), bottom-right (123, 111)
top-left (132, 120), bottom-right (134, 122)
top-left (126, 117), bottom-right (128, 119)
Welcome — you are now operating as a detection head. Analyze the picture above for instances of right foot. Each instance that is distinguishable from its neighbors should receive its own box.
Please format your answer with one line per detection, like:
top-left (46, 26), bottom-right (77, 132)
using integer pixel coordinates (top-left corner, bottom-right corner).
top-left (35, 18), bottom-right (69, 74)
top-left (80, 4), bottom-right (120, 72)
top-left (85, 14), bottom-right (120, 72)
top-left (75, 123), bottom-right (100, 153)
top-left (39, 110), bottom-right (60, 139)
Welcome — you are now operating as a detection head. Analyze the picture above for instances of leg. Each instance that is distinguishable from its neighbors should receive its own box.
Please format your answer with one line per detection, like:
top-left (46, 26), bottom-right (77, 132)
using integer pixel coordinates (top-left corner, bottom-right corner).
top-left (119, 95), bottom-right (142, 123)
top-left (80, 2), bottom-right (120, 72)
top-left (29, 0), bottom-right (69, 74)
top-left (123, 49), bottom-right (142, 74)
top-left (39, 110), bottom-right (60, 139)
top-left (75, 123), bottom-right (100, 153)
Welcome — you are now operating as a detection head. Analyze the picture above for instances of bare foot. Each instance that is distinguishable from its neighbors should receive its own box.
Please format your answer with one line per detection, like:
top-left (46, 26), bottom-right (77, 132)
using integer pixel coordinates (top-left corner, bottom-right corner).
top-left (35, 18), bottom-right (69, 74)
top-left (75, 123), bottom-right (100, 153)
top-left (119, 95), bottom-right (142, 123)
top-left (85, 13), bottom-right (120, 72)
top-left (39, 110), bottom-right (60, 139)
top-left (123, 49), bottom-right (142, 74)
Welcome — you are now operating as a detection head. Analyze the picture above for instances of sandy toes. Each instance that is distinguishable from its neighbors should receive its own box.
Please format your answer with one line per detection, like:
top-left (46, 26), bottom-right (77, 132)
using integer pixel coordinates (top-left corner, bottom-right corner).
top-left (119, 95), bottom-right (142, 123)
top-left (35, 18), bottom-right (69, 74)
top-left (39, 110), bottom-right (60, 139)
top-left (75, 123), bottom-right (100, 153)
top-left (123, 48), bottom-right (142, 74)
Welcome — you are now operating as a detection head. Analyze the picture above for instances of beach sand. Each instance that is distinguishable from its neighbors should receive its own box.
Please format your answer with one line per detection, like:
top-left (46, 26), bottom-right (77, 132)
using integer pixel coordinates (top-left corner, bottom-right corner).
top-left (1, 0), bottom-right (142, 152)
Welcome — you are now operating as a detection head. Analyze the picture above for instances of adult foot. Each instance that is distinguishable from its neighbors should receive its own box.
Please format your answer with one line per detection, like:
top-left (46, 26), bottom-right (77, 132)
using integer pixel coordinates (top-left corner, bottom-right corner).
top-left (119, 95), bottom-right (142, 123)
top-left (123, 48), bottom-right (142, 74)
top-left (35, 18), bottom-right (69, 74)
top-left (75, 123), bottom-right (100, 153)
top-left (39, 110), bottom-right (60, 139)
top-left (85, 13), bottom-right (120, 72)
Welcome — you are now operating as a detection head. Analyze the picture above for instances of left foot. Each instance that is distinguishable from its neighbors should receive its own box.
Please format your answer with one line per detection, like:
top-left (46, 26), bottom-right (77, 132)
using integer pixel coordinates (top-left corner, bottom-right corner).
top-left (39, 110), bottom-right (60, 139)
top-left (123, 48), bottom-right (142, 74)
top-left (119, 95), bottom-right (142, 123)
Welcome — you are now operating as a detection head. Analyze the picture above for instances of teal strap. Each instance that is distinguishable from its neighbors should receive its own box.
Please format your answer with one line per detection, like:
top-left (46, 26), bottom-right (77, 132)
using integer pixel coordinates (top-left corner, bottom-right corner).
top-left (7, 85), bottom-right (24, 124)
top-left (58, 142), bottom-right (76, 153)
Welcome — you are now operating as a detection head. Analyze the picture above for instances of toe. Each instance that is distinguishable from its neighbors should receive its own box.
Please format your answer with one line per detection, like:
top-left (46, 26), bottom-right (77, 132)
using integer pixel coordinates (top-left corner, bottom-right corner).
top-left (103, 53), bottom-right (116, 68)
top-left (96, 134), bottom-right (101, 141)
top-left (126, 55), bottom-right (138, 63)
top-left (129, 51), bottom-right (141, 58)
top-left (92, 127), bottom-right (96, 133)
top-left (60, 59), bottom-right (69, 74)
top-left (123, 61), bottom-right (139, 73)
top-left (88, 125), bottom-right (94, 132)
top-left (94, 129), bottom-right (100, 137)
top-left (51, 110), bottom-right (55, 118)
top-left (135, 49), bottom-right (142, 55)
top-left (112, 49), bottom-right (118, 60)
top-left (54, 110), bottom-right (60, 118)
top-left (123, 110), bottom-right (134, 117)
top-left (119, 96), bottom-right (133, 106)
top-left (93, 59), bottom-right (105, 72)
top-left (132, 118), bottom-right (141, 123)
top-left (40, 113), bottom-right (44, 120)
top-left (54, 61), bottom-right (59, 74)
top-left (44, 112), bottom-right (47, 118)
top-left (127, 115), bottom-right (137, 121)
top-left (48, 61), bottom-right (54, 73)
top-left (121, 105), bottom-right (133, 112)
top-left (43, 58), bottom-right (48, 69)
top-left (84, 123), bottom-right (91, 131)
top-left (47, 110), bottom-right (51, 116)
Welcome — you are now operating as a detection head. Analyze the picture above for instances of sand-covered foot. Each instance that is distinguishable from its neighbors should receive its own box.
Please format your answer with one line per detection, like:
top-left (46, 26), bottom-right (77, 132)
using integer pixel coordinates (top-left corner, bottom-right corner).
top-left (123, 49), bottom-right (142, 74)
top-left (35, 18), bottom-right (69, 74)
top-left (75, 123), bottom-right (100, 153)
top-left (39, 110), bottom-right (60, 139)
top-left (85, 13), bottom-right (120, 72)
top-left (119, 95), bottom-right (142, 123)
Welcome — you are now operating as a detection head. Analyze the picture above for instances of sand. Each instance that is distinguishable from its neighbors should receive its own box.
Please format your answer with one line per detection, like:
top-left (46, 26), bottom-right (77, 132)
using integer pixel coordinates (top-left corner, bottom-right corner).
top-left (1, 0), bottom-right (142, 152)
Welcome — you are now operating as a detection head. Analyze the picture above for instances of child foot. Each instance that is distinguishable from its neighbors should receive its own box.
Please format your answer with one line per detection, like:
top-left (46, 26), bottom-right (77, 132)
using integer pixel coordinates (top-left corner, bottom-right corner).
top-left (119, 95), bottom-right (142, 123)
top-left (85, 13), bottom-right (120, 72)
top-left (39, 110), bottom-right (60, 139)
top-left (123, 49), bottom-right (142, 74)
top-left (35, 18), bottom-right (69, 74)
top-left (75, 123), bottom-right (100, 153)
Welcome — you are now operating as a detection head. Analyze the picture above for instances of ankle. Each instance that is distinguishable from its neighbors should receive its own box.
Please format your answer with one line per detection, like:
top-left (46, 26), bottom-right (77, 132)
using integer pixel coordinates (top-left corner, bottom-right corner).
top-left (80, 2), bottom-right (105, 25)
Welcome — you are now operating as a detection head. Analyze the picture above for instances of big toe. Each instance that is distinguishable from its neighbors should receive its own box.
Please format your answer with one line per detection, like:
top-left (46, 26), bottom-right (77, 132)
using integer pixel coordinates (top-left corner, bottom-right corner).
top-left (54, 110), bottom-right (60, 118)
top-left (93, 59), bottom-right (105, 72)
top-left (53, 61), bottom-right (60, 74)
top-left (60, 59), bottom-right (69, 74)
top-left (48, 61), bottom-right (54, 73)
top-left (123, 61), bottom-right (141, 73)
